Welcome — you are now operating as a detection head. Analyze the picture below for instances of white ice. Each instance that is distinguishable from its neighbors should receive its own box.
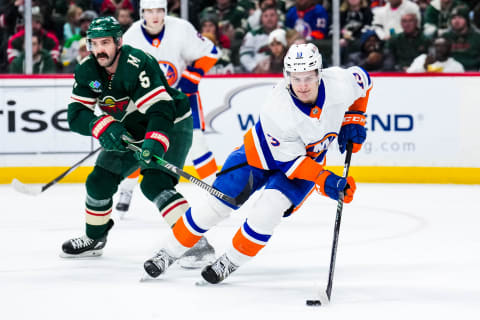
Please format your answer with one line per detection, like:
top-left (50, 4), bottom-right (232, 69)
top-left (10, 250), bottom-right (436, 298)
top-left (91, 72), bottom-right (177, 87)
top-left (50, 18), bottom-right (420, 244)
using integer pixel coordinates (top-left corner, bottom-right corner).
top-left (1, 182), bottom-right (479, 320)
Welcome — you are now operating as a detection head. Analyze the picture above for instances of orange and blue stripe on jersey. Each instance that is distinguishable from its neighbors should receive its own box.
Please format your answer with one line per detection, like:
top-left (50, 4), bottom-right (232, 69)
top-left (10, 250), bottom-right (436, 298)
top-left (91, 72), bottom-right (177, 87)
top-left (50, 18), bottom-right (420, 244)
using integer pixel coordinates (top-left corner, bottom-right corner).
top-left (244, 121), bottom-right (278, 170)
top-left (141, 24), bottom-right (165, 47)
top-left (232, 220), bottom-right (271, 257)
top-left (192, 46), bottom-right (219, 75)
top-left (244, 121), bottom-right (332, 182)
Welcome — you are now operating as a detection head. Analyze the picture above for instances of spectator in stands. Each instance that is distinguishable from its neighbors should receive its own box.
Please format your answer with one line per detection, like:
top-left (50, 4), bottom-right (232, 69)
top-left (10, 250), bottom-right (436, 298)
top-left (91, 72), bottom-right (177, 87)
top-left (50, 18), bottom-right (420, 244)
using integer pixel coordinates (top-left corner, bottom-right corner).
top-left (9, 31), bottom-right (55, 74)
top-left (285, 0), bottom-right (329, 41)
top-left (61, 10), bottom-right (98, 69)
top-left (372, 0), bottom-right (421, 40)
top-left (199, 0), bottom-right (249, 65)
top-left (443, 4), bottom-right (480, 70)
top-left (423, 0), bottom-right (465, 38)
top-left (7, 11), bottom-right (60, 65)
top-left (247, 0), bottom-right (285, 30)
top-left (253, 28), bottom-right (288, 73)
top-left (116, 7), bottom-right (134, 32)
top-left (0, 0), bottom-right (23, 72)
top-left (370, 0), bottom-right (387, 10)
top-left (239, 5), bottom-right (281, 72)
top-left (340, 0), bottom-right (374, 57)
top-left (344, 29), bottom-right (394, 70)
top-left (385, 11), bottom-right (430, 71)
top-left (63, 5), bottom-right (83, 41)
top-left (200, 14), bottom-right (235, 74)
top-left (237, 0), bottom-right (257, 13)
top-left (407, 36), bottom-right (465, 72)
top-left (413, 0), bottom-right (430, 17)
top-left (62, 37), bottom-right (89, 73)
top-left (99, 0), bottom-right (134, 16)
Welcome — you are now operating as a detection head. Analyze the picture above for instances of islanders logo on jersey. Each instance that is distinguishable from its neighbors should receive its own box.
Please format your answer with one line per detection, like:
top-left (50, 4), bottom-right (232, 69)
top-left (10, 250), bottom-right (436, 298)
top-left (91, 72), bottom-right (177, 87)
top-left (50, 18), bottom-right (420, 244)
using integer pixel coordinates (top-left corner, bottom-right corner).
top-left (98, 96), bottom-right (130, 119)
top-left (306, 133), bottom-right (337, 160)
top-left (158, 60), bottom-right (178, 86)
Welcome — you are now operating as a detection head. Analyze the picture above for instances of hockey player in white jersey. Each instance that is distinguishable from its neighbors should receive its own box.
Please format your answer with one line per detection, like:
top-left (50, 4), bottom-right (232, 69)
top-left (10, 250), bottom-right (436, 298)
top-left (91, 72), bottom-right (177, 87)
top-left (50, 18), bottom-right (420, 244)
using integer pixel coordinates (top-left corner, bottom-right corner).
top-left (140, 43), bottom-right (373, 282)
top-left (116, 0), bottom-right (220, 215)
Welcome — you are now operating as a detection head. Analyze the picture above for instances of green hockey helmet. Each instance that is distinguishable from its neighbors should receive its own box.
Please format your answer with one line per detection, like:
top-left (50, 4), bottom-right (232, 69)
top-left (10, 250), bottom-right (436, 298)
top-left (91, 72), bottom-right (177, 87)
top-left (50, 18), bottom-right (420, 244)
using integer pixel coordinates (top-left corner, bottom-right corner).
top-left (86, 16), bottom-right (123, 50)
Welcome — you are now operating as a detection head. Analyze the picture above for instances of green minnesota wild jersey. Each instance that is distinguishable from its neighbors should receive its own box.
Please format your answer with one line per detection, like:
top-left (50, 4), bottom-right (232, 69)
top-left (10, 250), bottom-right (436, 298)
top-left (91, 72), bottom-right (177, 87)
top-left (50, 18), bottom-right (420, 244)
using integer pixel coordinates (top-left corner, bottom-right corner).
top-left (68, 44), bottom-right (191, 141)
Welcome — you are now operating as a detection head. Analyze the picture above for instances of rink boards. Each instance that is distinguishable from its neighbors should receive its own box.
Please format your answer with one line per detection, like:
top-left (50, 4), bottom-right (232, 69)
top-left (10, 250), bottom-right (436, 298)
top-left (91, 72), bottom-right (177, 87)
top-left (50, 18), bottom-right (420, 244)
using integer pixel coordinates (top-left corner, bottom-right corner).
top-left (1, 73), bottom-right (480, 184)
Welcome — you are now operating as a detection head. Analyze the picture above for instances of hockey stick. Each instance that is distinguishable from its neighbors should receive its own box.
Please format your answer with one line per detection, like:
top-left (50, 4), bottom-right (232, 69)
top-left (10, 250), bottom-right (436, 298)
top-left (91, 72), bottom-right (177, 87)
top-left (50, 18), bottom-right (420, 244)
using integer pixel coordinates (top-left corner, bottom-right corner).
top-left (123, 141), bottom-right (252, 207)
top-left (325, 141), bottom-right (354, 301)
top-left (11, 147), bottom-right (102, 196)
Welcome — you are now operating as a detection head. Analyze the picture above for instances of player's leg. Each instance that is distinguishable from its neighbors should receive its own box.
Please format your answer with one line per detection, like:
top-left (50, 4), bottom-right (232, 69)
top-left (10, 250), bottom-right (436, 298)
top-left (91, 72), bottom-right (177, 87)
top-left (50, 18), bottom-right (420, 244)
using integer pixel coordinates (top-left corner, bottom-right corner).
top-left (188, 92), bottom-right (218, 184)
top-left (201, 173), bottom-right (315, 284)
top-left (143, 147), bottom-right (265, 277)
top-left (115, 168), bottom-right (141, 215)
top-left (61, 150), bottom-right (137, 257)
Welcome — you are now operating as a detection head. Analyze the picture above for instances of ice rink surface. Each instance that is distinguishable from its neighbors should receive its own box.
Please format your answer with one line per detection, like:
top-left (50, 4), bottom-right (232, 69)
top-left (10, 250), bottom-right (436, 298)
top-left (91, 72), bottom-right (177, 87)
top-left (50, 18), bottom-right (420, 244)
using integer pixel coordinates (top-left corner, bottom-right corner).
top-left (1, 182), bottom-right (479, 320)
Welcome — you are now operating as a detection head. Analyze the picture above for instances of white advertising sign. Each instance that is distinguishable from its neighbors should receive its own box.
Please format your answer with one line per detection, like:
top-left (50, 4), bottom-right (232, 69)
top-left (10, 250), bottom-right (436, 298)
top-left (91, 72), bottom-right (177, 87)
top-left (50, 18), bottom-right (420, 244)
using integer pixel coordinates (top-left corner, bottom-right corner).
top-left (1, 75), bottom-right (480, 168)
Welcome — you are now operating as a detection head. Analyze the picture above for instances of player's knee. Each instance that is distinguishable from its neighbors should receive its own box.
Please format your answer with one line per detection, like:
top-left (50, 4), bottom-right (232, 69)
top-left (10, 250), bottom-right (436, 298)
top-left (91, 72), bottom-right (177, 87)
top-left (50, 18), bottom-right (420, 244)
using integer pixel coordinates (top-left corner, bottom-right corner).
top-left (140, 170), bottom-right (176, 202)
top-left (189, 194), bottom-right (233, 229)
top-left (86, 166), bottom-right (121, 200)
top-left (247, 189), bottom-right (292, 234)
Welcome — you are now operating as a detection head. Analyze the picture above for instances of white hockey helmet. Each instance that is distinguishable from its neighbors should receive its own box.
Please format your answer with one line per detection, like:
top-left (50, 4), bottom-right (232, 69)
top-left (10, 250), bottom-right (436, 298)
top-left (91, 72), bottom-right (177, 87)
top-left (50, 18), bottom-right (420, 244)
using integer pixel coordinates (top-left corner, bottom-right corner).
top-left (283, 43), bottom-right (322, 83)
top-left (140, 0), bottom-right (167, 19)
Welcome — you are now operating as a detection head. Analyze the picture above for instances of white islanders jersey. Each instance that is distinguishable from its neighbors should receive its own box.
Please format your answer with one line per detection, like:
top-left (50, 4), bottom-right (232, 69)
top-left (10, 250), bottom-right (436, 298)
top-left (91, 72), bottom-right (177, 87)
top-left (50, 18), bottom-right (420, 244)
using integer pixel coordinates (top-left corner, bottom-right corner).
top-left (122, 16), bottom-right (219, 88)
top-left (244, 66), bottom-right (372, 180)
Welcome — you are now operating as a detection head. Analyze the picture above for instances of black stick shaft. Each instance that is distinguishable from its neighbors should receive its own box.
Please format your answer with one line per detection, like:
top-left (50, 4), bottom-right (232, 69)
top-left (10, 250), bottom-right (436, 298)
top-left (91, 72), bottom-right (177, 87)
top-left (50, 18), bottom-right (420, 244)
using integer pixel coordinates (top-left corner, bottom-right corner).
top-left (325, 142), bottom-right (353, 300)
top-left (41, 147), bottom-right (101, 192)
top-left (124, 143), bottom-right (250, 206)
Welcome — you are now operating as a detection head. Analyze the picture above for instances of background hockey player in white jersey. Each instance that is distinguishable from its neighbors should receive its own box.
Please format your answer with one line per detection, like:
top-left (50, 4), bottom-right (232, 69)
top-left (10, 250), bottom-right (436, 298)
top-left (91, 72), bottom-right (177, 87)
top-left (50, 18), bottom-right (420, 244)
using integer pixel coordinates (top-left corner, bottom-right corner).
top-left (139, 43), bottom-right (373, 283)
top-left (117, 0), bottom-right (221, 215)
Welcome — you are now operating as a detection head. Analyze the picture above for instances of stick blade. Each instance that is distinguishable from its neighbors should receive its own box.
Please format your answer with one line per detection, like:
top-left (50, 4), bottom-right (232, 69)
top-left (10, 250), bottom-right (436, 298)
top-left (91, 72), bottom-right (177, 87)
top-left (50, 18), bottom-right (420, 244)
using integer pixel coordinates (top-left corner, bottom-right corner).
top-left (11, 179), bottom-right (43, 196)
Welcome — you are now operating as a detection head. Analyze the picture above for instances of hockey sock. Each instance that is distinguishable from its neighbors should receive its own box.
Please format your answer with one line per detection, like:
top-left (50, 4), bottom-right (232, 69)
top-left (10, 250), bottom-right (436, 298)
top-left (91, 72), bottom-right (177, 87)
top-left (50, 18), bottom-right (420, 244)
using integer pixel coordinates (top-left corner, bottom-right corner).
top-left (230, 220), bottom-right (271, 263)
top-left (172, 208), bottom-right (207, 249)
top-left (193, 151), bottom-right (217, 181)
top-left (85, 194), bottom-right (113, 239)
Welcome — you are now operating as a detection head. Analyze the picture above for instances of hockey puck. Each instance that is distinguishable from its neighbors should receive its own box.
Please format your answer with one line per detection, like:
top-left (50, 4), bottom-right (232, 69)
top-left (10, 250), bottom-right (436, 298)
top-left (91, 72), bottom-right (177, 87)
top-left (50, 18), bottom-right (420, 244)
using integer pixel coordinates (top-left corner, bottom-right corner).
top-left (306, 299), bottom-right (322, 306)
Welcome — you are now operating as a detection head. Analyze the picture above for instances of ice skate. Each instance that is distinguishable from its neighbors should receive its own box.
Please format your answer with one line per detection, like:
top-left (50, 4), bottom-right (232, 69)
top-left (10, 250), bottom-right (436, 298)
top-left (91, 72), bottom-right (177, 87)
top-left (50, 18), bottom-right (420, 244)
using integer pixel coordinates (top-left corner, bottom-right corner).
top-left (201, 253), bottom-right (239, 284)
top-left (116, 189), bottom-right (132, 217)
top-left (60, 235), bottom-right (107, 258)
top-left (143, 249), bottom-right (177, 279)
top-left (178, 236), bottom-right (215, 269)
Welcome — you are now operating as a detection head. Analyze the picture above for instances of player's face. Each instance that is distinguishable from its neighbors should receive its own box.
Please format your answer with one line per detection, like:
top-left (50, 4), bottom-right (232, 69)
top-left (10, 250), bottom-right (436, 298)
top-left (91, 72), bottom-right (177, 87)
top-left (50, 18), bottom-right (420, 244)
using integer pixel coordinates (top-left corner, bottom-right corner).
top-left (290, 70), bottom-right (319, 104)
top-left (90, 37), bottom-right (119, 67)
top-left (143, 8), bottom-right (165, 29)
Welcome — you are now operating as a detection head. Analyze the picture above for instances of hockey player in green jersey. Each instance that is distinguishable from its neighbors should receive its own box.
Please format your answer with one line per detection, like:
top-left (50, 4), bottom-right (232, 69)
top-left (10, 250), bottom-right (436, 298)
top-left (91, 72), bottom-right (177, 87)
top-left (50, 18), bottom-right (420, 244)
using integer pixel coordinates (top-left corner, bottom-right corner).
top-left (60, 16), bottom-right (213, 264)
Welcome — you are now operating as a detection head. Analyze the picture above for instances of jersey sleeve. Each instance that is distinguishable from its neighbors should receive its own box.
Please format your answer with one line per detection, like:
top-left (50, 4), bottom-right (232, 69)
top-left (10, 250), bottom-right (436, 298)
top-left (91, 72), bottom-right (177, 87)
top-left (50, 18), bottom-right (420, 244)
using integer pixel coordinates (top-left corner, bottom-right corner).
top-left (68, 62), bottom-right (99, 136)
top-left (180, 21), bottom-right (219, 74)
top-left (345, 66), bottom-right (372, 113)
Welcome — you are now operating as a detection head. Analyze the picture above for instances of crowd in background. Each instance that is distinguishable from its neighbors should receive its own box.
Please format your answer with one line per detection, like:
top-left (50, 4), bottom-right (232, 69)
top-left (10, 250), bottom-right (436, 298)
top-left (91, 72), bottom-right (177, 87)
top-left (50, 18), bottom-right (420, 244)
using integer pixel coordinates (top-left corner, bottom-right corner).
top-left (1, 0), bottom-right (480, 74)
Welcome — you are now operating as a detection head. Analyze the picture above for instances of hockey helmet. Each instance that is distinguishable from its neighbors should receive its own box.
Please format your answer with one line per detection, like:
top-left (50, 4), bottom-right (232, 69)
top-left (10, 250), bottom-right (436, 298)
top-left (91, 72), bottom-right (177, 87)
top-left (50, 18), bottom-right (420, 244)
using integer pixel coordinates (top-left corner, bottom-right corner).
top-left (283, 43), bottom-right (322, 83)
top-left (86, 16), bottom-right (123, 50)
top-left (140, 0), bottom-right (168, 19)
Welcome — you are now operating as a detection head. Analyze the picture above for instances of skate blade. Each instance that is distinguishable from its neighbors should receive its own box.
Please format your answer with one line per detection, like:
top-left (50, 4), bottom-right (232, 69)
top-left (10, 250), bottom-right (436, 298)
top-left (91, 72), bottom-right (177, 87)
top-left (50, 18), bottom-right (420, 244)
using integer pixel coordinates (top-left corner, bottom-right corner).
top-left (195, 279), bottom-right (211, 286)
top-left (139, 272), bottom-right (157, 282)
top-left (178, 254), bottom-right (215, 269)
top-left (59, 250), bottom-right (103, 258)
